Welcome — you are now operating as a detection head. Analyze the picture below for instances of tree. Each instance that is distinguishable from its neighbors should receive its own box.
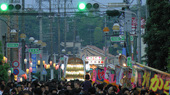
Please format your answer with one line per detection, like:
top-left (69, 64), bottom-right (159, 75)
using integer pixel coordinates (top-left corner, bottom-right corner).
top-left (143, 0), bottom-right (170, 71)
top-left (93, 27), bottom-right (103, 49)
top-left (0, 41), bottom-right (10, 82)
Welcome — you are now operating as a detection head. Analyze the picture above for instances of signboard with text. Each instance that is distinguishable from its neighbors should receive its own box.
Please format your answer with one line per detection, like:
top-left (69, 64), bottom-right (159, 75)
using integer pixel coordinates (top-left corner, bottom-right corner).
top-left (31, 54), bottom-right (37, 73)
top-left (137, 69), bottom-right (170, 95)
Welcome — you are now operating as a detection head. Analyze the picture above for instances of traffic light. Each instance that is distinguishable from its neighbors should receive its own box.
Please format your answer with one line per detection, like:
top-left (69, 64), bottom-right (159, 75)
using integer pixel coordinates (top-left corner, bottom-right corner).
top-left (0, 3), bottom-right (21, 12)
top-left (106, 10), bottom-right (121, 17)
top-left (78, 2), bottom-right (99, 11)
top-left (0, 3), bottom-right (8, 11)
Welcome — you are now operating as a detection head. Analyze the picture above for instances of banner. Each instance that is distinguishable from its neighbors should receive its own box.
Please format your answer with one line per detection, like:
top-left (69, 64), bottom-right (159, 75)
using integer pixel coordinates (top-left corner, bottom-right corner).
top-left (92, 69), bottom-right (96, 82)
top-left (104, 67), bottom-right (109, 83)
top-left (96, 68), bottom-right (104, 83)
top-left (109, 70), bottom-right (116, 84)
top-left (137, 69), bottom-right (170, 95)
top-left (115, 66), bottom-right (124, 85)
top-left (31, 54), bottom-right (37, 73)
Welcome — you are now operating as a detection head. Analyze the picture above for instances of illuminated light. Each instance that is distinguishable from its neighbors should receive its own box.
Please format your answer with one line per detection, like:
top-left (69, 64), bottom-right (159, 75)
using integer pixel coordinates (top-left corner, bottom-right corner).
top-left (22, 74), bottom-right (27, 79)
top-left (8, 70), bottom-right (11, 76)
top-left (26, 69), bottom-right (29, 74)
top-left (38, 60), bottom-right (40, 65)
top-left (55, 65), bottom-right (59, 70)
top-left (47, 64), bottom-right (50, 69)
top-left (29, 67), bottom-right (32, 72)
top-left (44, 64), bottom-right (47, 69)
top-left (101, 60), bottom-right (104, 63)
top-left (123, 63), bottom-right (127, 67)
top-left (20, 77), bottom-right (23, 82)
top-left (53, 63), bottom-right (56, 67)
top-left (30, 62), bottom-right (32, 67)
top-left (78, 2), bottom-right (86, 10)
top-left (50, 61), bottom-right (52, 65)
top-left (43, 60), bottom-right (45, 65)
top-left (24, 59), bottom-right (27, 64)
top-left (0, 3), bottom-right (8, 11)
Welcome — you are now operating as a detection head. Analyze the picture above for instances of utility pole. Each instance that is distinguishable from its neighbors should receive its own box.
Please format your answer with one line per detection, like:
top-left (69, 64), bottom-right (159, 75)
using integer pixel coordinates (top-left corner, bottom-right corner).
top-left (137, 0), bottom-right (141, 63)
top-left (57, 0), bottom-right (61, 80)
top-left (73, 19), bottom-right (76, 57)
top-left (49, 0), bottom-right (54, 80)
top-left (104, 16), bottom-right (107, 67)
top-left (39, 0), bottom-right (43, 81)
top-left (64, 0), bottom-right (67, 53)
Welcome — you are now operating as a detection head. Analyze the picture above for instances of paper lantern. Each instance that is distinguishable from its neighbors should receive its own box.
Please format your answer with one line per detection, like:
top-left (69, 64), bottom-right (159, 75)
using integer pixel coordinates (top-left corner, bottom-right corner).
top-left (50, 61), bottom-right (52, 65)
top-left (53, 63), bottom-right (56, 68)
top-left (38, 60), bottom-right (40, 65)
top-left (30, 62), bottom-right (32, 67)
top-left (26, 69), bottom-right (29, 74)
top-left (55, 65), bottom-right (59, 70)
top-left (29, 67), bottom-right (32, 72)
top-left (47, 64), bottom-right (50, 69)
top-left (44, 64), bottom-right (47, 69)
top-left (43, 60), bottom-right (45, 65)
top-left (22, 74), bottom-right (27, 79)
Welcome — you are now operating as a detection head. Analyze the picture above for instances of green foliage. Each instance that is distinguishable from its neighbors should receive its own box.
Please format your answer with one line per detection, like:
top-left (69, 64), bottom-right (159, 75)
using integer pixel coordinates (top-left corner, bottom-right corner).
top-left (93, 27), bottom-right (103, 48)
top-left (143, 0), bottom-right (170, 71)
top-left (0, 41), bottom-right (10, 82)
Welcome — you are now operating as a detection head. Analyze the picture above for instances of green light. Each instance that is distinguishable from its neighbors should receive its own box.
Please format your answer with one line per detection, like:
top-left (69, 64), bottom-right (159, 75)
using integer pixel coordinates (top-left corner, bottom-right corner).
top-left (78, 3), bottom-right (86, 10)
top-left (0, 3), bottom-right (8, 11)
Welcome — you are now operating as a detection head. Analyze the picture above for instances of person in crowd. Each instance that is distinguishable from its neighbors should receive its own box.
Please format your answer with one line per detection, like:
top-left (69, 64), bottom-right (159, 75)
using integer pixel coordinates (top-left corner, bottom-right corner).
top-left (72, 81), bottom-right (81, 95)
top-left (25, 82), bottom-right (32, 91)
top-left (40, 85), bottom-right (46, 95)
top-left (93, 83), bottom-right (97, 88)
top-left (10, 89), bottom-right (17, 95)
top-left (81, 74), bottom-right (92, 93)
top-left (121, 87), bottom-right (130, 95)
top-left (65, 84), bottom-right (73, 95)
top-left (107, 85), bottom-right (117, 95)
top-left (16, 84), bottom-right (22, 95)
top-left (0, 84), bottom-right (5, 95)
top-left (2, 86), bottom-right (10, 95)
top-left (96, 84), bottom-right (105, 95)
top-left (88, 87), bottom-right (96, 95)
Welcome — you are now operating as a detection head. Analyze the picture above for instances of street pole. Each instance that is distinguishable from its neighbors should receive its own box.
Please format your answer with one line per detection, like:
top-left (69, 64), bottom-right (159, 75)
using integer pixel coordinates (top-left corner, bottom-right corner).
top-left (57, 0), bottom-right (61, 80)
top-left (49, 0), bottom-right (54, 80)
top-left (39, 0), bottom-right (43, 81)
top-left (64, 0), bottom-right (67, 53)
top-left (137, 0), bottom-right (141, 63)
top-left (104, 16), bottom-right (107, 67)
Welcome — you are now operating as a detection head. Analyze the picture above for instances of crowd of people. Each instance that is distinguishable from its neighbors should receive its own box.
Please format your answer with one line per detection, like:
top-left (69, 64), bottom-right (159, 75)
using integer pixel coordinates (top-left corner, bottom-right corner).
top-left (0, 75), bottom-right (167, 95)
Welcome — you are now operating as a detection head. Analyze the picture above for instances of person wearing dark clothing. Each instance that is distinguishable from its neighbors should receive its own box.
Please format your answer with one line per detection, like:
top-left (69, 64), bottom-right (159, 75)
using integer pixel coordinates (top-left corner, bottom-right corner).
top-left (96, 84), bottom-right (105, 95)
top-left (81, 74), bottom-right (92, 93)
top-left (88, 87), bottom-right (96, 95)
top-left (72, 81), bottom-right (81, 95)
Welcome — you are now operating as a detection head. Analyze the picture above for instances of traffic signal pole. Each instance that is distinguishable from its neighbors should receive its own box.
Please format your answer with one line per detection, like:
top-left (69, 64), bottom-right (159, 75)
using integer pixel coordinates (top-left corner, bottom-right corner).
top-left (38, 0), bottom-right (43, 81)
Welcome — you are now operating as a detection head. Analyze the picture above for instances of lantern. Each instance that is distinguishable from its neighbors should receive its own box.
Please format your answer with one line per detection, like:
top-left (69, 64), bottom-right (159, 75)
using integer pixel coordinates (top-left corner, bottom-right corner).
top-left (50, 61), bottom-right (52, 65)
top-left (26, 69), bottom-right (29, 74)
top-left (44, 64), bottom-right (47, 69)
top-left (43, 60), bottom-right (45, 65)
top-left (29, 67), bottom-right (32, 72)
top-left (38, 60), bottom-right (40, 65)
top-left (55, 65), bottom-right (59, 70)
top-left (30, 62), bottom-right (32, 67)
top-left (53, 63), bottom-right (56, 68)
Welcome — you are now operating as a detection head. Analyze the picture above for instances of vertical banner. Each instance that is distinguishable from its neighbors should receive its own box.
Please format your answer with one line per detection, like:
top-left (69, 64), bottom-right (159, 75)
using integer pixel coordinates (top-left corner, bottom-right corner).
top-left (116, 66), bottom-right (124, 85)
top-left (92, 69), bottom-right (96, 82)
top-left (109, 70), bottom-right (116, 84)
top-left (31, 54), bottom-right (37, 73)
top-left (137, 70), bottom-right (144, 87)
top-left (96, 68), bottom-right (104, 83)
top-left (104, 67), bottom-right (109, 83)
